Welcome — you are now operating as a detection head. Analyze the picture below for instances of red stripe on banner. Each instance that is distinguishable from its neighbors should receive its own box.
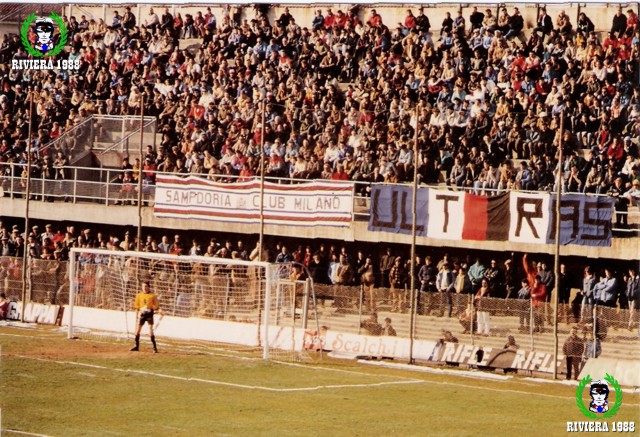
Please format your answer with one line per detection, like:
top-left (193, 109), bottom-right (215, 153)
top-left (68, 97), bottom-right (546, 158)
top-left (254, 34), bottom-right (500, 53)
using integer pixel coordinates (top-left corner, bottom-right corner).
top-left (156, 176), bottom-right (353, 192)
top-left (153, 208), bottom-right (351, 222)
top-left (156, 177), bottom-right (255, 190)
top-left (153, 208), bottom-right (257, 218)
top-left (461, 194), bottom-right (488, 241)
top-left (262, 182), bottom-right (353, 192)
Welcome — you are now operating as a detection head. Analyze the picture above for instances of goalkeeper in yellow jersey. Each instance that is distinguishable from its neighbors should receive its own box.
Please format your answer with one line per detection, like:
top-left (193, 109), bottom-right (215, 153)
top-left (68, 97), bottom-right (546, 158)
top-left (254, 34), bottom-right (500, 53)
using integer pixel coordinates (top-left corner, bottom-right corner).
top-left (131, 280), bottom-right (160, 353)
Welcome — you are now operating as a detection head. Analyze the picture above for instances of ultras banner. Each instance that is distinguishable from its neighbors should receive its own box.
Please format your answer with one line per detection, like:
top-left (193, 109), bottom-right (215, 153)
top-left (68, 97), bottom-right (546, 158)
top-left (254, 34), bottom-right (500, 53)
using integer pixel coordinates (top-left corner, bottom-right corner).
top-left (368, 186), bottom-right (614, 247)
top-left (154, 175), bottom-right (353, 226)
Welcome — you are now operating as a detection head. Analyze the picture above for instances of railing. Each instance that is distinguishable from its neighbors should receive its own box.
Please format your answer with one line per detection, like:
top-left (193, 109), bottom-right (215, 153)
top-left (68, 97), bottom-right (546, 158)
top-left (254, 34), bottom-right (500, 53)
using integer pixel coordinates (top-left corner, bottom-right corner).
top-left (0, 163), bottom-right (637, 234)
top-left (96, 116), bottom-right (157, 159)
top-left (40, 115), bottom-right (158, 165)
top-left (42, 116), bottom-right (95, 162)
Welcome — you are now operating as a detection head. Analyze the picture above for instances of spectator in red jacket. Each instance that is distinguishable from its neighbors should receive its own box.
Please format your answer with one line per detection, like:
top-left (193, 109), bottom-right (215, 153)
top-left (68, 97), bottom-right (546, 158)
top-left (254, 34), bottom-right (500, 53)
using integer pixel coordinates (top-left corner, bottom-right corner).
top-left (524, 254), bottom-right (548, 333)
top-left (323, 9), bottom-right (335, 29)
top-left (367, 9), bottom-right (383, 27)
top-left (530, 275), bottom-right (548, 333)
top-left (404, 10), bottom-right (416, 30)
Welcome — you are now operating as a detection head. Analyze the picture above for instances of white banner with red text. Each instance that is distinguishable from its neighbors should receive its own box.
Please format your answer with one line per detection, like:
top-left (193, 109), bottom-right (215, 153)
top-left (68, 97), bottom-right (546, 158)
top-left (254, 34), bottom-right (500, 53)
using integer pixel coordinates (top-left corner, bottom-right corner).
top-left (154, 176), bottom-right (353, 226)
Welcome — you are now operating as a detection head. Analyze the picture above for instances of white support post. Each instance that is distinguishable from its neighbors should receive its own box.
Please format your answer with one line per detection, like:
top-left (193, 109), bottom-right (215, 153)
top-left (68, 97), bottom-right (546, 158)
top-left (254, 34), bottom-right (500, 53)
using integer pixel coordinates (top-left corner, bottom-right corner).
top-left (72, 168), bottom-right (77, 203)
top-left (67, 251), bottom-right (76, 339)
top-left (263, 265), bottom-right (272, 360)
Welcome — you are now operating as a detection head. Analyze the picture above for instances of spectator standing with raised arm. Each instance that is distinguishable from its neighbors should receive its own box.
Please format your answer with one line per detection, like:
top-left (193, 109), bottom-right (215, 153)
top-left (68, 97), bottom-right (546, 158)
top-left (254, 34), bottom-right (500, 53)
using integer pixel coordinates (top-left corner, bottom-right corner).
top-left (530, 274), bottom-right (548, 333)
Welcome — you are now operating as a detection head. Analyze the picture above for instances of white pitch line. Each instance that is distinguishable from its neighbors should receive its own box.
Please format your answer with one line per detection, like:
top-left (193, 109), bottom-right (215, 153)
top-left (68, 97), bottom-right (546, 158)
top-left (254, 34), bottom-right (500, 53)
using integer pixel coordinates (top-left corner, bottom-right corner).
top-left (361, 360), bottom-right (513, 381)
top-left (273, 359), bottom-right (422, 381)
top-left (360, 360), bottom-right (640, 405)
top-left (0, 333), bottom-right (60, 339)
top-left (2, 429), bottom-right (54, 437)
top-left (15, 356), bottom-right (423, 393)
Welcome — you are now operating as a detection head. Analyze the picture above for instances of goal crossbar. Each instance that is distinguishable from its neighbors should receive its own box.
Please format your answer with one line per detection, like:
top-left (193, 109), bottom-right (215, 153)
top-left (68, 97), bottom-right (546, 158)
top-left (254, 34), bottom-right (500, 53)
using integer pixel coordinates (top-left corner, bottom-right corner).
top-left (67, 247), bottom-right (317, 360)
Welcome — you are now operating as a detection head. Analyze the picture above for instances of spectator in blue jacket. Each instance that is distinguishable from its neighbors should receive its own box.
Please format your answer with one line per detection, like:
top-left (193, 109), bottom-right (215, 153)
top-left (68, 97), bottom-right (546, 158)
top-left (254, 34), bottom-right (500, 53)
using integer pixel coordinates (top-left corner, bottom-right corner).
top-left (594, 268), bottom-right (618, 306)
top-left (467, 257), bottom-right (486, 293)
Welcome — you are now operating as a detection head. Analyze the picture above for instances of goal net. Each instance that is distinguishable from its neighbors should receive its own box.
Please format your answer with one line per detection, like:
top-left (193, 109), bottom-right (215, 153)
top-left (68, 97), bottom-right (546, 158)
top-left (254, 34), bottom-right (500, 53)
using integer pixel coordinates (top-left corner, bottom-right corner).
top-left (65, 248), bottom-right (320, 361)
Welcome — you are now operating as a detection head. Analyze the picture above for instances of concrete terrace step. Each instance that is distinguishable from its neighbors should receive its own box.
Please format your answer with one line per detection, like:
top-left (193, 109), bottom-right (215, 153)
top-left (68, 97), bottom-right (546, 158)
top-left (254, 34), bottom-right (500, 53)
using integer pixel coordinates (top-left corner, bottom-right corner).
top-left (180, 37), bottom-right (203, 53)
top-left (311, 308), bottom-right (640, 361)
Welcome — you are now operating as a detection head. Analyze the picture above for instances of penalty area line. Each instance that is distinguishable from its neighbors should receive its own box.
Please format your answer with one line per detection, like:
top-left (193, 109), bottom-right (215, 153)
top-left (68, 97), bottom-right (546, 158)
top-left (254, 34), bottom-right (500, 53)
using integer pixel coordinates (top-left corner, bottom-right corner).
top-left (15, 355), bottom-right (424, 393)
top-left (1, 429), bottom-right (55, 437)
top-left (360, 361), bottom-right (640, 405)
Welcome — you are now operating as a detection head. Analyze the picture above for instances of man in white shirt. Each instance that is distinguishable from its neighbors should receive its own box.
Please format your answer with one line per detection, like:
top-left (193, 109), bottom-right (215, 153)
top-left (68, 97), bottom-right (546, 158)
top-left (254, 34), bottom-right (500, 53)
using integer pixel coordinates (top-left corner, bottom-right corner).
top-left (144, 8), bottom-right (160, 32)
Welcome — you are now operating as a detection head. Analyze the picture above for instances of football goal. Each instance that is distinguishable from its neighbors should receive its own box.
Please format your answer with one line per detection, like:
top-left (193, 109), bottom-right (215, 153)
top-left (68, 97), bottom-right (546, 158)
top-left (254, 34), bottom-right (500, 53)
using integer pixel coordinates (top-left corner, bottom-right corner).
top-left (66, 247), bottom-right (320, 360)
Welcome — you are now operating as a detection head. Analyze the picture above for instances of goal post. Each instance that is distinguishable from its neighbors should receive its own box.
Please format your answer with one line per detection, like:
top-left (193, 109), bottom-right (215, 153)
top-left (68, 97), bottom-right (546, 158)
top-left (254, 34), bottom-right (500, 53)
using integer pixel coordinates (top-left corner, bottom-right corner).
top-left (65, 248), bottom-right (319, 360)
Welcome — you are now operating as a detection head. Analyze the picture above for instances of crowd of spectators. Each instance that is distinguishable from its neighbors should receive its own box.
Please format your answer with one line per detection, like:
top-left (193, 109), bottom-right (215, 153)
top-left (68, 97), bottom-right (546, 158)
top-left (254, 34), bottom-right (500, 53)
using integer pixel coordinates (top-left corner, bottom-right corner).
top-left (0, 5), bottom-right (639, 209)
top-left (1, 219), bottom-right (637, 329)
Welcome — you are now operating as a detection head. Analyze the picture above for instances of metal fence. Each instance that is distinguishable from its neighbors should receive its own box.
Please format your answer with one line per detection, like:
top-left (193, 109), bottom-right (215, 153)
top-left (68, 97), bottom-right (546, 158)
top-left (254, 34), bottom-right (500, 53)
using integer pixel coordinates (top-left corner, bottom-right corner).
top-left (3, 254), bottom-right (638, 373)
top-left (0, 257), bottom-right (68, 305)
top-left (308, 282), bottom-right (640, 365)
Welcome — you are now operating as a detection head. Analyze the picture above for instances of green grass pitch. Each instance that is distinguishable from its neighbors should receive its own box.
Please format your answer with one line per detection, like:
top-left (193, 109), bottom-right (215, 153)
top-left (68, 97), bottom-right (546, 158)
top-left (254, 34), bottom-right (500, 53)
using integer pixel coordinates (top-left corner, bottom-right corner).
top-left (1, 326), bottom-right (638, 436)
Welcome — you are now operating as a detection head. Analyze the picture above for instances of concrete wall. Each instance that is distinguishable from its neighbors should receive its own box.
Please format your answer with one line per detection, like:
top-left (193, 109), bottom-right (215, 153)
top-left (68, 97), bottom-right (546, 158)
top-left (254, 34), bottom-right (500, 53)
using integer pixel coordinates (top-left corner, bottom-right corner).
top-left (2, 4), bottom-right (637, 41)
top-left (0, 197), bottom-right (637, 259)
top-left (42, 3), bottom-right (640, 36)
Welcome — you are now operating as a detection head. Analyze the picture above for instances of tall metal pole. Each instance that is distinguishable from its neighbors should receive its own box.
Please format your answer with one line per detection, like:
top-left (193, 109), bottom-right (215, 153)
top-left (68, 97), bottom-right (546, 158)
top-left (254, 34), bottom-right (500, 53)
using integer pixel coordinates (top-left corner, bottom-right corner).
top-left (408, 108), bottom-right (419, 364)
top-left (20, 88), bottom-right (35, 322)
top-left (258, 97), bottom-right (266, 261)
top-left (136, 94), bottom-right (144, 251)
top-left (552, 110), bottom-right (564, 380)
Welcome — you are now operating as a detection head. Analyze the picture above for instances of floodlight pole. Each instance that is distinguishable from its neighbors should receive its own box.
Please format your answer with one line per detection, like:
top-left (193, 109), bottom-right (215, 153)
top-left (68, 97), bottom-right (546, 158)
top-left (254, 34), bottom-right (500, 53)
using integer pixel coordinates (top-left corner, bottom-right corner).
top-left (408, 107), bottom-right (419, 364)
top-left (258, 96), bottom-right (266, 261)
top-left (552, 110), bottom-right (564, 380)
top-left (136, 94), bottom-right (144, 251)
top-left (257, 97), bottom-right (267, 351)
top-left (20, 88), bottom-right (34, 322)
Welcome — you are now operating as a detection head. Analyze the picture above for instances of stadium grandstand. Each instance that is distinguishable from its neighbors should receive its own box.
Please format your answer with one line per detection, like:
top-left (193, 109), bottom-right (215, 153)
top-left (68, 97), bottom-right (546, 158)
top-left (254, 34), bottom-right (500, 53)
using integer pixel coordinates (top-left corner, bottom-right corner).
top-left (0, 2), bottom-right (639, 382)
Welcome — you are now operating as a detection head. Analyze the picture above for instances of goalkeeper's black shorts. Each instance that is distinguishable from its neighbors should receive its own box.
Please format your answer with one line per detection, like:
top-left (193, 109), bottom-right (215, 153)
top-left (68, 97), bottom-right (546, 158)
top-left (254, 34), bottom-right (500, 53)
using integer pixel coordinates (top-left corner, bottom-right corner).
top-left (138, 311), bottom-right (154, 326)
